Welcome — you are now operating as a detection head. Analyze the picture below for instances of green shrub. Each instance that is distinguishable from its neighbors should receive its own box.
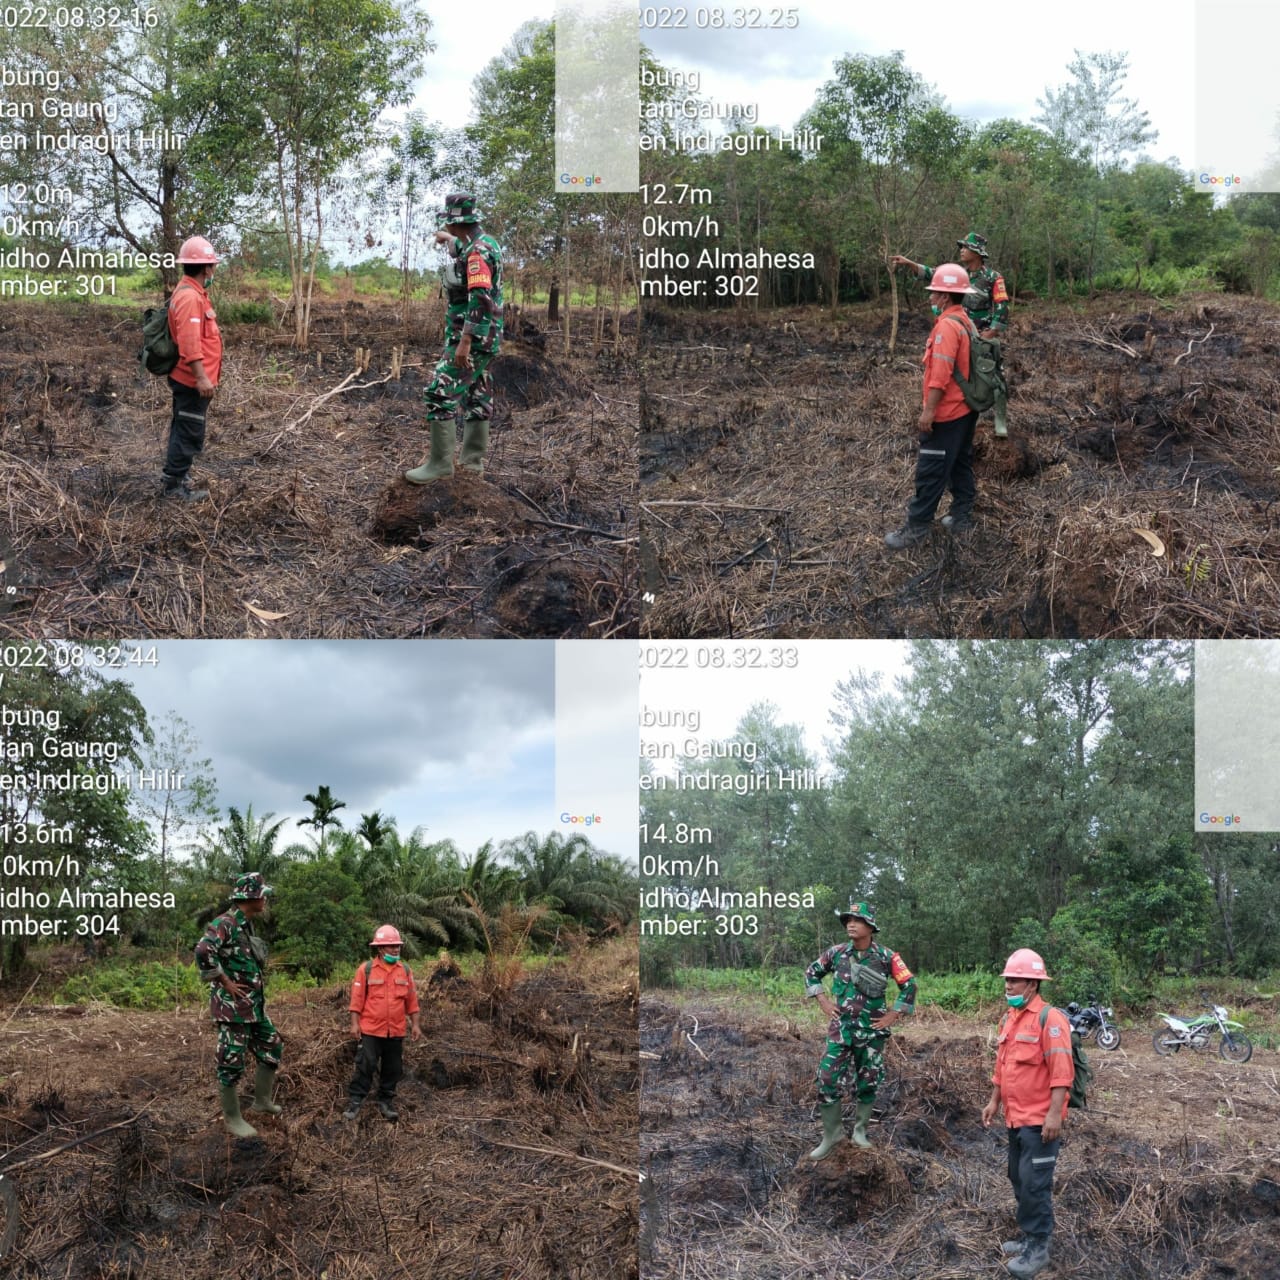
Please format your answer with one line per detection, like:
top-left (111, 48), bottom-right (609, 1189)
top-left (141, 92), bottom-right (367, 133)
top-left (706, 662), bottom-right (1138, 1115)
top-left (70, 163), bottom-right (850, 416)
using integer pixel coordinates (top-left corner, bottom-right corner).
top-left (58, 961), bottom-right (207, 1009)
top-left (915, 969), bottom-right (1005, 1012)
top-left (218, 299), bottom-right (275, 326)
top-left (55, 960), bottom-right (319, 1009)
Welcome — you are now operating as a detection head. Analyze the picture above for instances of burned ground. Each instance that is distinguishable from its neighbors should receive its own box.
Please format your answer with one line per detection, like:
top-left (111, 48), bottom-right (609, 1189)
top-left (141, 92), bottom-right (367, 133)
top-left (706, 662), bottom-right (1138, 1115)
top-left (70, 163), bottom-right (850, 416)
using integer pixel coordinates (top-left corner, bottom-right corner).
top-left (0, 945), bottom-right (638, 1279)
top-left (639, 295), bottom-right (1280, 638)
top-left (640, 996), bottom-right (1280, 1280)
top-left (0, 299), bottom-right (636, 638)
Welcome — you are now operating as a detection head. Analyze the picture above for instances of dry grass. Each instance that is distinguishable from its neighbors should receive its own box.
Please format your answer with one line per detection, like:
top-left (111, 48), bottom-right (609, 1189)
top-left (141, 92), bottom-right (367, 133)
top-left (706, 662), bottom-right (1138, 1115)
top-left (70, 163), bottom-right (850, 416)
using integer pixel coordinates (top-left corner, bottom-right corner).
top-left (0, 299), bottom-right (637, 638)
top-left (639, 295), bottom-right (1280, 638)
top-left (0, 941), bottom-right (638, 1279)
top-left (640, 996), bottom-right (1280, 1279)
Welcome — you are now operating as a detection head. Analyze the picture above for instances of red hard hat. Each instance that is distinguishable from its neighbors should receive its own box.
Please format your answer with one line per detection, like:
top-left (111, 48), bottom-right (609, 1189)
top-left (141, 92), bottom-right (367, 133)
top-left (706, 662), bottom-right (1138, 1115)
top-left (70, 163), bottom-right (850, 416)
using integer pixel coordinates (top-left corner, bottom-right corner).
top-left (371, 924), bottom-right (402, 947)
top-left (1002, 948), bottom-right (1051, 980)
top-left (927, 262), bottom-right (974, 295)
top-left (177, 235), bottom-right (219, 264)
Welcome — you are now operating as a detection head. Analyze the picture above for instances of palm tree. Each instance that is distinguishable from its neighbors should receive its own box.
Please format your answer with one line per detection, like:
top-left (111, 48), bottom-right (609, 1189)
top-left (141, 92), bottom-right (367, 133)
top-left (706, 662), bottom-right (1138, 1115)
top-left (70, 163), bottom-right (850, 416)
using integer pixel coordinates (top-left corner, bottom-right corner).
top-left (500, 830), bottom-right (634, 933)
top-left (357, 811), bottom-right (389, 849)
top-left (189, 804), bottom-right (292, 928)
top-left (356, 825), bottom-right (478, 956)
top-left (461, 841), bottom-right (522, 916)
top-left (297, 784), bottom-right (347, 852)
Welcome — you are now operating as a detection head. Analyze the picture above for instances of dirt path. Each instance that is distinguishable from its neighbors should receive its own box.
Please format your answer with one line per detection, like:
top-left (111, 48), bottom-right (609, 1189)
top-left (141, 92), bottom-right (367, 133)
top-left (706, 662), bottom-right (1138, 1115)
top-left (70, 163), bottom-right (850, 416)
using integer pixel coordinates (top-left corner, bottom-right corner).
top-left (640, 996), bottom-right (1280, 1279)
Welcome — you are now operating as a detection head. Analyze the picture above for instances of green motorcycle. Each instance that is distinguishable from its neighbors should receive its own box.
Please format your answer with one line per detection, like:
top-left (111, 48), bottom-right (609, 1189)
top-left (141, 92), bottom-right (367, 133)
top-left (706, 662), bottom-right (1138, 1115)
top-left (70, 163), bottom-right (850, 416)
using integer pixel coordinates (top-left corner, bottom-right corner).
top-left (1152, 1001), bottom-right (1252, 1063)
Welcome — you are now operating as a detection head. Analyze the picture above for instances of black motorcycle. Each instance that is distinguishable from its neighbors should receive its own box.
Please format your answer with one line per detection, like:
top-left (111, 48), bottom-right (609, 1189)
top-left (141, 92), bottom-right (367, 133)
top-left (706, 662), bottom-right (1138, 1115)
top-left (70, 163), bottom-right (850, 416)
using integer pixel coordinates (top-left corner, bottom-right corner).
top-left (1067, 997), bottom-right (1121, 1050)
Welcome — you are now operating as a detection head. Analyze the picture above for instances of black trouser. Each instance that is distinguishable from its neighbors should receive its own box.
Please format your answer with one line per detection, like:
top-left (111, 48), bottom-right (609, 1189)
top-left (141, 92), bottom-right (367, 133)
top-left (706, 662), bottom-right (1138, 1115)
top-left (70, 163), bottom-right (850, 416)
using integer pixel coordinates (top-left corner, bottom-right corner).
top-left (1007, 1125), bottom-right (1060, 1240)
top-left (164, 377), bottom-right (209, 484)
top-left (349, 1034), bottom-right (404, 1102)
top-left (906, 409), bottom-right (977, 525)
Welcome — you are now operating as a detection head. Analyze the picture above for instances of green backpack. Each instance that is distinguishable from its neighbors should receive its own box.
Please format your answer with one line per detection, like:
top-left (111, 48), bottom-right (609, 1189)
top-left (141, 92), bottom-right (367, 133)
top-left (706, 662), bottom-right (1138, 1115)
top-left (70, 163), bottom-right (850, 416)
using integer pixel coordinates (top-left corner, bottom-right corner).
top-left (139, 280), bottom-right (196, 376)
top-left (1040, 1004), bottom-right (1091, 1110)
top-left (943, 313), bottom-right (1007, 414)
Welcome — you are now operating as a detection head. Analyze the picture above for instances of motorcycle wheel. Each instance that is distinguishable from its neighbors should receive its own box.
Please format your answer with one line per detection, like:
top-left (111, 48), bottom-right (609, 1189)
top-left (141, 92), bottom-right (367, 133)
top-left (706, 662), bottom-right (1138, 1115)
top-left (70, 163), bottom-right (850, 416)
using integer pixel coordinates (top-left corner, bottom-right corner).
top-left (1152, 1030), bottom-right (1178, 1056)
top-left (1219, 1033), bottom-right (1253, 1063)
top-left (1097, 1025), bottom-right (1121, 1051)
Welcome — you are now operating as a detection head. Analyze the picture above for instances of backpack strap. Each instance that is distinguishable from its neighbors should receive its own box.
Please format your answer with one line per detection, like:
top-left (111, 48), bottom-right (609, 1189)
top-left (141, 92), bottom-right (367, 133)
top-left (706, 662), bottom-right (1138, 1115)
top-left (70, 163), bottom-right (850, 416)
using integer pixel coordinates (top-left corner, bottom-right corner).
top-left (352, 958), bottom-right (373, 1012)
top-left (942, 312), bottom-right (978, 340)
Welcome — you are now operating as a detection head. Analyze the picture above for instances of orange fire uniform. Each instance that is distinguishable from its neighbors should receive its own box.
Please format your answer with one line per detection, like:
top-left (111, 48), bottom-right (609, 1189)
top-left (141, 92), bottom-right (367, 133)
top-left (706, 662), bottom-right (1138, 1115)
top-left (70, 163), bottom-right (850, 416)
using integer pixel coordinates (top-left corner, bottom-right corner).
top-left (167, 277), bottom-right (222, 388)
top-left (992, 993), bottom-right (1074, 1127)
top-left (921, 302), bottom-right (973, 423)
top-left (349, 957), bottom-right (420, 1038)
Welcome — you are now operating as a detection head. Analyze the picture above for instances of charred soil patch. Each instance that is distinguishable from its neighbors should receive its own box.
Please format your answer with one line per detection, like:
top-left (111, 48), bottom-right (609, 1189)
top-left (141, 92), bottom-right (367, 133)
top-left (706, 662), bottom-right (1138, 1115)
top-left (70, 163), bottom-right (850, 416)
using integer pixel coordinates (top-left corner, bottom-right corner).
top-left (0, 950), bottom-right (639, 1279)
top-left (0, 300), bottom-right (636, 638)
top-left (640, 295), bottom-right (1280, 637)
top-left (640, 996), bottom-right (1280, 1279)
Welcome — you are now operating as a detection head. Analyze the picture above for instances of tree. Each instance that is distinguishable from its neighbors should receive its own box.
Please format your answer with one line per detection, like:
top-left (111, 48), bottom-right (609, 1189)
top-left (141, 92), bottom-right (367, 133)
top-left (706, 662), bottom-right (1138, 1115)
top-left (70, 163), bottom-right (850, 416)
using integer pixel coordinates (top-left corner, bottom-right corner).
top-left (187, 804), bottom-right (293, 929)
top-left (1, 0), bottom-right (259, 278)
top-left (356, 825), bottom-right (477, 954)
top-left (297, 784), bottom-right (346, 850)
top-left (0, 666), bottom-right (152, 973)
top-left (134, 711), bottom-right (218, 893)
top-left (196, 0), bottom-right (433, 344)
top-left (357, 811), bottom-right (390, 850)
top-left (271, 860), bottom-right (369, 978)
top-left (1034, 51), bottom-right (1158, 290)
top-left (803, 52), bottom-right (967, 341)
top-left (375, 112), bottom-right (447, 322)
top-left (470, 22), bottom-right (562, 319)
top-left (461, 841), bottom-right (521, 916)
top-left (502, 830), bottom-right (634, 935)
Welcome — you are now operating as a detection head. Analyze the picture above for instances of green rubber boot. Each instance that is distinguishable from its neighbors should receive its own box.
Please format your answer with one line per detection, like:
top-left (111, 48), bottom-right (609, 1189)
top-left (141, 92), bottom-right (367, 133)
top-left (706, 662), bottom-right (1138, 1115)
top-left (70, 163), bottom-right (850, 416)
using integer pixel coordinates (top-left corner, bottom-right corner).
top-left (458, 419), bottom-right (490, 474)
top-left (808, 1101), bottom-right (844, 1161)
top-left (405, 420), bottom-right (455, 484)
top-left (993, 388), bottom-right (1009, 438)
top-left (851, 1101), bottom-right (874, 1148)
top-left (250, 1063), bottom-right (283, 1116)
top-left (218, 1083), bottom-right (258, 1138)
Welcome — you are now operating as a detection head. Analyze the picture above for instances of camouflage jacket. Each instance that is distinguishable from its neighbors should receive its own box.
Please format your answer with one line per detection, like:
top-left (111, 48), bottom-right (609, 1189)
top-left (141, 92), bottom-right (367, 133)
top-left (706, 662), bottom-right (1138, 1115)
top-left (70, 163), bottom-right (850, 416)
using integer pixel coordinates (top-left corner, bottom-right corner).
top-left (918, 261), bottom-right (1009, 332)
top-left (805, 941), bottom-right (917, 1037)
top-left (441, 231), bottom-right (504, 353)
top-left (194, 907), bottom-right (269, 1023)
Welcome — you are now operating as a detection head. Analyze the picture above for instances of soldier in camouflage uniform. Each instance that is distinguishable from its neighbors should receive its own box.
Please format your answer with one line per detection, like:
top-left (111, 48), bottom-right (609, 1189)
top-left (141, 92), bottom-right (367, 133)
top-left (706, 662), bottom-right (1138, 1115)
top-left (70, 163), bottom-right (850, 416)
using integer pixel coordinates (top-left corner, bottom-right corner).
top-left (804, 898), bottom-right (916, 1157)
top-left (194, 871), bottom-right (284, 1137)
top-left (892, 231), bottom-right (1009, 336)
top-left (406, 193), bottom-right (505, 484)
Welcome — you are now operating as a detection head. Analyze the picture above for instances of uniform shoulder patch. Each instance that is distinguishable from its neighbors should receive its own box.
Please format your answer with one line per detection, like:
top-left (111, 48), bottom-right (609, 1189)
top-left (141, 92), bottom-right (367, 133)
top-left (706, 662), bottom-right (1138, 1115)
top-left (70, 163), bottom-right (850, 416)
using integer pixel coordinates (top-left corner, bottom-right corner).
top-left (1048, 1024), bottom-right (1061, 1036)
top-left (467, 251), bottom-right (493, 289)
top-left (992, 277), bottom-right (1009, 303)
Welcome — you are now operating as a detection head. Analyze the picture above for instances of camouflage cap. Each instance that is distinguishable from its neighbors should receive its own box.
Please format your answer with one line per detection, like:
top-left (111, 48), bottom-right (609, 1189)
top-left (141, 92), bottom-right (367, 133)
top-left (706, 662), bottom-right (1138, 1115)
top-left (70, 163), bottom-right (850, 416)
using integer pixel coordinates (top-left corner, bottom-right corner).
top-left (956, 231), bottom-right (989, 259)
top-left (836, 897), bottom-right (878, 931)
top-left (441, 193), bottom-right (482, 225)
top-left (230, 871), bottom-right (273, 901)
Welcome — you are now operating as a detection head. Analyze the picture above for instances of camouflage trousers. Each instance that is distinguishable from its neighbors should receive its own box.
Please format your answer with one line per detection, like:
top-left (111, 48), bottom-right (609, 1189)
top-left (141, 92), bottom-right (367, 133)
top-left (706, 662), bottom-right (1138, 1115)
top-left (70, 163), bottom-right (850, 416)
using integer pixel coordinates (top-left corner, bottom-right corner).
top-left (815, 1026), bottom-right (887, 1104)
top-left (424, 345), bottom-right (498, 422)
top-left (214, 1013), bottom-right (283, 1086)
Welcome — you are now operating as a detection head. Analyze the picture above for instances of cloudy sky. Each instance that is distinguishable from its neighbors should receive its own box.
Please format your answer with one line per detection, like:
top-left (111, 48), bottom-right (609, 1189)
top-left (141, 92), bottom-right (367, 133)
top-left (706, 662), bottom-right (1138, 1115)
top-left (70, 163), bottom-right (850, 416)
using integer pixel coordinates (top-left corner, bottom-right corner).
top-left (107, 640), bottom-right (635, 860)
top-left (414, 1), bottom-right (1277, 189)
